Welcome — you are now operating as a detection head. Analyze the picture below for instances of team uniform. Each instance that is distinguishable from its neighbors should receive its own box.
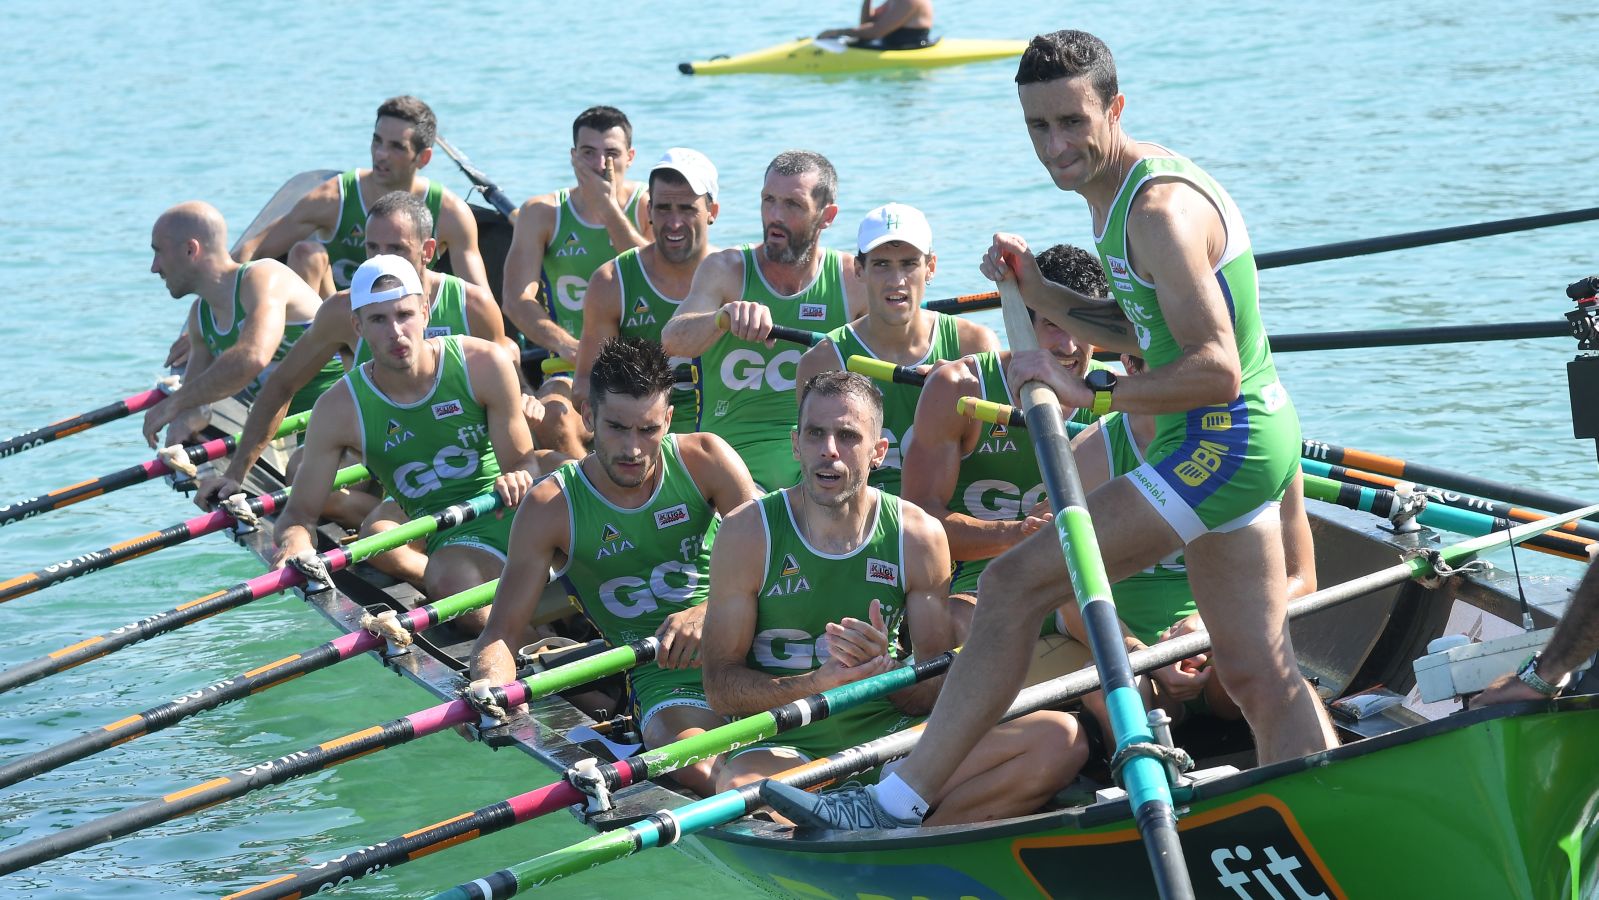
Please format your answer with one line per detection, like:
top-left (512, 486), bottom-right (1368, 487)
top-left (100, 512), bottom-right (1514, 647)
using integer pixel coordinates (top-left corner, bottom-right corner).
top-left (947, 352), bottom-right (1105, 597)
top-left (1094, 149), bottom-right (1299, 543)
top-left (353, 273), bottom-right (474, 366)
top-left (541, 187), bottom-right (645, 341)
top-left (822, 313), bottom-right (963, 495)
top-left (550, 435), bottom-right (717, 730)
top-left (197, 261), bottom-right (343, 415)
top-left (699, 246), bottom-right (852, 490)
top-left (613, 248), bottom-right (699, 434)
top-left (322, 170), bottom-right (445, 291)
top-left (730, 488), bottom-right (919, 770)
top-left (346, 335), bottom-right (511, 558)
top-left (1098, 412), bottom-right (1196, 644)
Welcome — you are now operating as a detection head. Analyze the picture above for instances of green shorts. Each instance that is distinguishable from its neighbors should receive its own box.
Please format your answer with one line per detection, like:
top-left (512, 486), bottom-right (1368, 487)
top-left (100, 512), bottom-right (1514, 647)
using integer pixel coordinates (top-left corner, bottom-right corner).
top-left (424, 505), bottom-right (514, 560)
top-left (733, 436), bottom-right (800, 492)
top-left (1129, 378), bottom-right (1299, 544)
top-left (629, 666), bottom-right (716, 733)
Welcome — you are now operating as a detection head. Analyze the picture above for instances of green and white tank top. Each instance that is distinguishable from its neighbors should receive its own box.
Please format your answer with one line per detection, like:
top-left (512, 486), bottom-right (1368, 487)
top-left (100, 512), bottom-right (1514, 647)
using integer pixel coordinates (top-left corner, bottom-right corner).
top-left (823, 312), bottom-right (962, 495)
top-left (698, 245), bottom-right (850, 442)
top-left (347, 335), bottom-right (500, 518)
top-left (354, 273), bottom-right (472, 366)
top-left (1099, 411), bottom-right (1195, 644)
top-left (946, 352), bottom-right (1046, 531)
top-left (550, 435), bottom-right (715, 644)
top-left (322, 170), bottom-right (444, 290)
top-left (614, 247), bottom-right (698, 435)
top-left (196, 262), bottom-right (342, 413)
top-left (542, 186), bottom-right (644, 339)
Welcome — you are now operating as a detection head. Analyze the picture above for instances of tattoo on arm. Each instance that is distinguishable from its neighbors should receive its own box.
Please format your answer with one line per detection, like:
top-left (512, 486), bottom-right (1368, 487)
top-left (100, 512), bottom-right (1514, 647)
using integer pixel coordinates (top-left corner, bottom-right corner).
top-left (1067, 304), bottom-right (1130, 335)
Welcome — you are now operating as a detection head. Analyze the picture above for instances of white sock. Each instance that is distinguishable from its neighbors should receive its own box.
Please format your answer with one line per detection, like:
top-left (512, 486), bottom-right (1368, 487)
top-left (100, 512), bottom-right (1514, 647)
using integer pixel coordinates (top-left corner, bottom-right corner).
top-left (870, 772), bottom-right (930, 822)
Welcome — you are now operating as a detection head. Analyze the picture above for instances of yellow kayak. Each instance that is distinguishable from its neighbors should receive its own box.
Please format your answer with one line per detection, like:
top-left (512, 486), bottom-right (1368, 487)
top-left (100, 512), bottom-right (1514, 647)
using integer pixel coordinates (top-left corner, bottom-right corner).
top-left (678, 37), bottom-right (1026, 76)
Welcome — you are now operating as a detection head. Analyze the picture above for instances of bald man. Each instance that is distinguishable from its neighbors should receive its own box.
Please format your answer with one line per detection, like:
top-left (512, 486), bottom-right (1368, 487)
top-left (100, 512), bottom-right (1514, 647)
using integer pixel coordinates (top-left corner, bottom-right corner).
top-left (144, 201), bottom-right (336, 448)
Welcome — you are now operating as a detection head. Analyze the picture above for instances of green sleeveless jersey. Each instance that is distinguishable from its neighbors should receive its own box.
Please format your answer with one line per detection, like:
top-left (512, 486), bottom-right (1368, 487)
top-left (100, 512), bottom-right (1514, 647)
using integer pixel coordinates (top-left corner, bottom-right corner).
top-left (750, 488), bottom-right (912, 756)
top-left (613, 247), bottom-right (699, 435)
top-left (823, 312), bottom-right (963, 495)
top-left (347, 335), bottom-right (500, 518)
top-left (196, 262), bottom-right (343, 414)
top-left (354, 273), bottom-right (472, 366)
top-left (699, 245), bottom-right (850, 490)
top-left (323, 169), bottom-right (444, 291)
top-left (1099, 412), bottom-right (1195, 644)
top-left (542, 186), bottom-right (645, 339)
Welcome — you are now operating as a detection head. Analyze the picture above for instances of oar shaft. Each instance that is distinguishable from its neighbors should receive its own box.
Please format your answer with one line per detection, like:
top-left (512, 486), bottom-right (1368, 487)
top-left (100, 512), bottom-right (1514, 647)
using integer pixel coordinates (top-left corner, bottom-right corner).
top-left (1254, 205), bottom-right (1599, 269)
top-left (0, 388), bottom-right (169, 458)
top-left (1303, 439), bottom-right (1598, 516)
top-left (436, 136), bottom-right (517, 217)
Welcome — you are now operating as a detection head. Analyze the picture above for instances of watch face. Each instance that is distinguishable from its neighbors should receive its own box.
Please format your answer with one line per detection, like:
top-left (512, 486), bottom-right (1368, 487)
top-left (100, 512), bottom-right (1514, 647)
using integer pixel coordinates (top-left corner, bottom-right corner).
top-left (1086, 368), bottom-right (1116, 391)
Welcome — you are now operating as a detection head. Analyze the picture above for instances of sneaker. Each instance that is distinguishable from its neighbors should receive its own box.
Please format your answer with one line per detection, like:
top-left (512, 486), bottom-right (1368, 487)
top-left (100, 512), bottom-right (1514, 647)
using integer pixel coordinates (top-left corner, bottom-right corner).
top-left (759, 781), bottom-right (921, 831)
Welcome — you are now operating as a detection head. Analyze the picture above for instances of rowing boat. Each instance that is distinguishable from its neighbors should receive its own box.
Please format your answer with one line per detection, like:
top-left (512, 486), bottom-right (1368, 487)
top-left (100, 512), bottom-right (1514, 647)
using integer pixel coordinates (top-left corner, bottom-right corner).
top-left (678, 37), bottom-right (1026, 76)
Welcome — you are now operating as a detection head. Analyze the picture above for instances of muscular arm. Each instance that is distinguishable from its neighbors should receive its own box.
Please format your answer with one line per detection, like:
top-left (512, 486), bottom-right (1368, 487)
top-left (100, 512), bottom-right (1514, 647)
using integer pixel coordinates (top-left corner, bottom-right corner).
top-left (462, 281), bottom-right (508, 345)
top-left (437, 192), bottom-right (489, 289)
top-left (661, 249), bottom-right (742, 358)
top-left (1281, 469), bottom-right (1316, 601)
top-left (271, 385), bottom-right (361, 565)
top-left (463, 338), bottom-right (539, 478)
top-left (234, 179), bottom-right (340, 263)
top-left (573, 259), bottom-right (623, 400)
top-left (470, 480), bottom-right (569, 685)
top-left (953, 317), bottom-right (1000, 356)
top-left (987, 234), bottom-right (1138, 355)
top-left (679, 432), bottom-right (761, 515)
top-left (501, 196), bottom-right (579, 359)
top-left (179, 267), bottom-right (288, 406)
top-left (888, 503), bottom-right (955, 714)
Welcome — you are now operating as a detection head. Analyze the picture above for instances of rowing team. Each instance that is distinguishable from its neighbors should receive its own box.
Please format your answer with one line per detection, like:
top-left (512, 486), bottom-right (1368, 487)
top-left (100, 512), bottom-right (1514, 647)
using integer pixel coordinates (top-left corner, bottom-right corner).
top-left (142, 29), bottom-right (1342, 830)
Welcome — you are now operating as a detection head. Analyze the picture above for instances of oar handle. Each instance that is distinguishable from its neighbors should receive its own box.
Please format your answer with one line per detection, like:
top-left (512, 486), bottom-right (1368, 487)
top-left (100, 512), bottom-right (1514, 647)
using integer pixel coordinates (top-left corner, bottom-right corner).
top-left (714, 309), bottom-right (822, 347)
top-left (845, 354), bottom-right (925, 387)
top-left (921, 290), bottom-right (1000, 314)
top-left (955, 395), bottom-right (1026, 429)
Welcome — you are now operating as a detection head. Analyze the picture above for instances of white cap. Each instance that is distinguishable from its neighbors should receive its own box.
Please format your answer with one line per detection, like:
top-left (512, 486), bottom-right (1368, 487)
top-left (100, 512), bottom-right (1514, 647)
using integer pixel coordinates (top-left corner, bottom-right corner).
top-left (651, 147), bottom-right (719, 202)
top-left (857, 203), bottom-right (933, 255)
top-left (350, 255), bottom-right (423, 310)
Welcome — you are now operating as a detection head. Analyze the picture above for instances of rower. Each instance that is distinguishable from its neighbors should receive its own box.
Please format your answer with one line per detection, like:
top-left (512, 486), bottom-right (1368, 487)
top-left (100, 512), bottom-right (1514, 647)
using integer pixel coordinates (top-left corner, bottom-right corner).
top-left (195, 192), bottom-right (512, 541)
top-left (796, 202), bottom-right (995, 495)
top-left (272, 255), bottom-right (556, 631)
top-left (817, 0), bottom-right (934, 50)
top-left (702, 372), bottom-right (1084, 825)
top-left (471, 337), bottom-right (758, 794)
top-left (501, 106), bottom-right (650, 459)
top-left (575, 148), bottom-right (722, 436)
top-left (232, 95), bottom-right (487, 296)
top-left (1477, 546), bottom-right (1599, 706)
top-left (143, 201), bottom-right (338, 448)
top-left (898, 244), bottom-right (1107, 640)
top-left (765, 29), bottom-right (1336, 832)
top-left (661, 150), bottom-right (866, 490)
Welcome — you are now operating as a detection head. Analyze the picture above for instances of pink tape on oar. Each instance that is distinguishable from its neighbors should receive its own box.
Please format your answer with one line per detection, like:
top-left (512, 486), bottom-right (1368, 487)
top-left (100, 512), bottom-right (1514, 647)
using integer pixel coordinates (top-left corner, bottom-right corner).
top-left (124, 389), bottom-right (169, 413)
top-left (138, 436), bottom-right (231, 478)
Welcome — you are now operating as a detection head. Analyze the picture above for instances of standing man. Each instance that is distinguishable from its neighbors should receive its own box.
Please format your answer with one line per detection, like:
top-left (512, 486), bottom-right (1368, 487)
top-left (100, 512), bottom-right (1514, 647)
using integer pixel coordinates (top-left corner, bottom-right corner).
top-left (576, 149), bottom-right (721, 435)
top-left (796, 202), bottom-right (996, 494)
top-left (234, 95), bottom-right (487, 295)
top-left (472, 337), bottom-right (758, 794)
top-left (702, 372), bottom-right (1084, 825)
top-left (662, 150), bottom-right (866, 490)
top-left (766, 30), bottom-right (1334, 831)
top-left (273, 256), bottom-right (552, 628)
top-left (143, 201), bottom-right (337, 448)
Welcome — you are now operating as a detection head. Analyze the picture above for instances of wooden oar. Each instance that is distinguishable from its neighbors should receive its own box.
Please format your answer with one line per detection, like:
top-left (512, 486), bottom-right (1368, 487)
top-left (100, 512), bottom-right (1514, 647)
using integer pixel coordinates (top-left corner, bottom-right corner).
top-left (433, 500), bottom-right (1599, 897)
top-left (0, 385), bottom-right (172, 460)
top-left (993, 276), bottom-right (1192, 899)
top-left (0, 492), bottom-right (502, 695)
top-left (0, 464), bottom-right (369, 605)
top-left (435, 136), bottom-right (517, 217)
top-left (0, 410), bottom-right (311, 529)
top-left (220, 651), bottom-right (957, 900)
top-left (1303, 438), bottom-right (1598, 516)
top-left (0, 576), bottom-right (498, 790)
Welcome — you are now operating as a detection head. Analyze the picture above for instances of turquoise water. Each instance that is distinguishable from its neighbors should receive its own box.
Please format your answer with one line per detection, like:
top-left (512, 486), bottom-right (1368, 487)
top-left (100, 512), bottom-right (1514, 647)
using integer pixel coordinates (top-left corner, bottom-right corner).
top-left (2, 1), bottom-right (1598, 896)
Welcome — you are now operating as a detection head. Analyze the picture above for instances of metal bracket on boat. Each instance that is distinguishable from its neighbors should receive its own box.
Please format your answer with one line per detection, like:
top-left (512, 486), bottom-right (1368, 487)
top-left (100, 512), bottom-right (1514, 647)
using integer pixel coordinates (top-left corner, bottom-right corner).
top-left (288, 551), bottom-right (333, 596)
top-left (360, 606), bottom-right (414, 658)
top-left (1402, 548), bottom-right (1490, 590)
top-left (516, 636), bottom-right (583, 673)
top-left (1384, 484), bottom-right (1427, 534)
top-left (1109, 740), bottom-right (1193, 793)
top-left (568, 757), bottom-right (616, 815)
top-left (221, 492), bottom-right (260, 535)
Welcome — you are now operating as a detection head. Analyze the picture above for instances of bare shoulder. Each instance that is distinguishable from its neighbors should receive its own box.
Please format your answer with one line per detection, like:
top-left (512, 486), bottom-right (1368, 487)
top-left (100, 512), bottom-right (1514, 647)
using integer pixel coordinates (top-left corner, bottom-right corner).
top-left (459, 334), bottom-right (514, 368)
top-left (800, 338), bottom-right (842, 372)
top-left (437, 187), bottom-right (476, 224)
top-left (896, 496), bottom-right (949, 554)
top-left (952, 316), bottom-right (999, 353)
top-left (308, 377), bottom-right (359, 441)
top-left (462, 279), bottom-right (497, 308)
top-left (1129, 176), bottom-right (1217, 230)
top-left (676, 430), bottom-right (738, 472)
top-left (713, 497), bottom-right (766, 554)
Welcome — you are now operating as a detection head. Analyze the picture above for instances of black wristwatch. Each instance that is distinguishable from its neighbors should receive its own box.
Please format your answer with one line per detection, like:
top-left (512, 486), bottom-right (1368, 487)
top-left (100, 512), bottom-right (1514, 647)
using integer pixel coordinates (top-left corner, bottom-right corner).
top-left (1085, 368), bottom-right (1117, 416)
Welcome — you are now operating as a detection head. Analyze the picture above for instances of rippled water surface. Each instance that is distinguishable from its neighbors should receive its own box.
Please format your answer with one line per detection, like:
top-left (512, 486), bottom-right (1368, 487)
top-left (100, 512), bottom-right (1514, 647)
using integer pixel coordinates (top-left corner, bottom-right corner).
top-left (2, 1), bottom-right (1597, 896)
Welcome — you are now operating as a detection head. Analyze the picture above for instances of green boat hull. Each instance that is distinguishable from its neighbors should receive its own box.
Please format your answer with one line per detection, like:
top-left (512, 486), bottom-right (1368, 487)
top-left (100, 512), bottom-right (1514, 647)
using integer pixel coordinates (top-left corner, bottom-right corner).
top-left (690, 698), bottom-right (1599, 899)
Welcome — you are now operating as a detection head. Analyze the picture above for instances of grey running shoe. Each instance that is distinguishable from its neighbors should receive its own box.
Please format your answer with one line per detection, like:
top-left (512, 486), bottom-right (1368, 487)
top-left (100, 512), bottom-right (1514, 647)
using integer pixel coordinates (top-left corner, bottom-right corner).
top-left (759, 781), bottom-right (920, 831)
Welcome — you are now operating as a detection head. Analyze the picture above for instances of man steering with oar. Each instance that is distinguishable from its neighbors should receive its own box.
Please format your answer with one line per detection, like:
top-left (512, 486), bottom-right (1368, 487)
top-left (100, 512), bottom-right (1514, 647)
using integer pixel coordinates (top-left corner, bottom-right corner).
top-left (765, 29), bottom-right (1336, 831)
top-left (471, 336), bottom-right (758, 794)
top-left (273, 255), bottom-right (559, 632)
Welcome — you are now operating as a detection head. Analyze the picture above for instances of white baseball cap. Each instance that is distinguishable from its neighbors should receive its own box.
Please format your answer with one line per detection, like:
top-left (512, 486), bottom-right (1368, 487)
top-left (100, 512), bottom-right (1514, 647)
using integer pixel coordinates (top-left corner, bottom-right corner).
top-left (651, 147), bottom-right (719, 202)
top-left (350, 254), bottom-right (423, 310)
top-left (857, 203), bottom-right (933, 255)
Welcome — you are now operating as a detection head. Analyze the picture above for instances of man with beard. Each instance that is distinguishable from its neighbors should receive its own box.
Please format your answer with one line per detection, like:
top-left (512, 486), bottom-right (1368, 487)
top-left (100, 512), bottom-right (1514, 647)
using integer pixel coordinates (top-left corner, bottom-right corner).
top-left (662, 150), bottom-right (866, 490)
top-left (234, 96), bottom-right (487, 295)
top-left (576, 149), bottom-right (721, 435)
top-left (701, 372), bottom-right (1084, 824)
top-left (471, 337), bottom-right (758, 793)
top-left (143, 201), bottom-right (338, 448)
top-left (795, 203), bottom-right (996, 494)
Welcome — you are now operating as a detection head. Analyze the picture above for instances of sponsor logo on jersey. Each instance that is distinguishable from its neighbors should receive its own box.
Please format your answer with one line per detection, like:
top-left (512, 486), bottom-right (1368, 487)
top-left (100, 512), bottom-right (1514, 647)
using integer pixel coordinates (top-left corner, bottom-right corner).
top-left (654, 503), bottom-right (690, 529)
top-left (713, 399), bottom-right (730, 417)
top-left (384, 418), bottom-right (415, 451)
top-left (553, 231), bottom-right (587, 258)
top-left (780, 554), bottom-right (801, 577)
top-left (425, 325), bottom-right (451, 339)
top-left (866, 558), bottom-right (899, 586)
top-left (1105, 256), bottom-right (1130, 280)
top-left (1114, 281), bottom-right (1134, 294)
top-left (990, 421), bottom-right (1009, 438)
top-left (798, 303), bottom-right (827, 321)
top-left (431, 400), bottom-right (464, 420)
top-left (633, 297), bottom-right (652, 318)
top-left (602, 523), bottom-right (623, 543)
top-left (596, 522), bottom-right (636, 559)
top-left (341, 222), bottom-right (365, 247)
